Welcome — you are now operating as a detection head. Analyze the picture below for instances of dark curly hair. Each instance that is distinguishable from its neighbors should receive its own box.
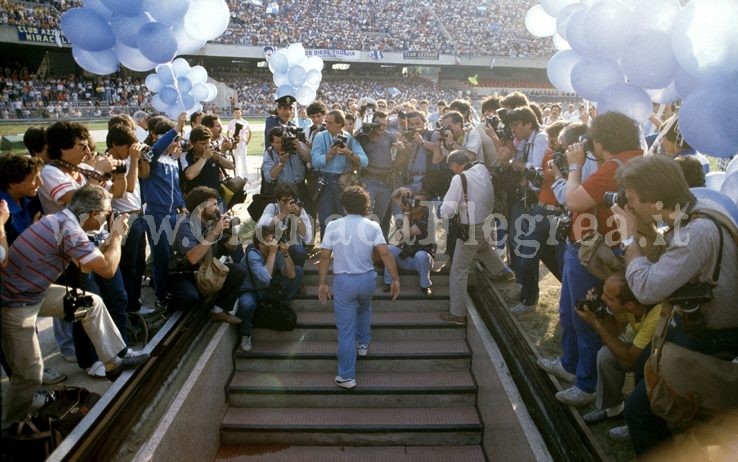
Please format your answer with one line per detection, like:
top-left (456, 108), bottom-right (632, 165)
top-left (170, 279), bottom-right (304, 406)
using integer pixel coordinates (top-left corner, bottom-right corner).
top-left (341, 186), bottom-right (371, 216)
top-left (0, 154), bottom-right (44, 190)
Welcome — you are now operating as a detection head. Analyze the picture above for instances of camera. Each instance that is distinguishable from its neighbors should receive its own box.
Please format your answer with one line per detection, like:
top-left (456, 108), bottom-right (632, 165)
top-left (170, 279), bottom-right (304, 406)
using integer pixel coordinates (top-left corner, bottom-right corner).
top-left (232, 122), bottom-right (244, 142)
top-left (403, 128), bottom-right (419, 142)
top-left (63, 289), bottom-right (94, 322)
top-left (139, 145), bottom-right (154, 163)
top-left (401, 195), bottom-right (421, 209)
top-left (579, 134), bottom-right (594, 153)
top-left (523, 166), bottom-right (544, 187)
top-left (112, 163), bottom-right (127, 174)
top-left (604, 188), bottom-right (627, 208)
top-left (555, 210), bottom-right (572, 242)
top-left (486, 108), bottom-right (514, 141)
top-left (552, 151), bottom-right (568, 177)
top-left (668, 282), bottom-right (712, 334)
top-left (281, 125), bottom-right (306, 152)
top-left (332, 134), bottom-right (348, 148)
top-left (575, 298), bottom-right (610, 320)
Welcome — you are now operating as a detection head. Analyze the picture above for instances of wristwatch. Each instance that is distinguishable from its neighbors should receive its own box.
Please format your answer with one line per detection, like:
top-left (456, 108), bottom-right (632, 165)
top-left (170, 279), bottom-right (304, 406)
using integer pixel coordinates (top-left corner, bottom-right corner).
top-left (568, 163), bottom-right (580, 172)
top-left (621, 236), bottom-right (635, 247)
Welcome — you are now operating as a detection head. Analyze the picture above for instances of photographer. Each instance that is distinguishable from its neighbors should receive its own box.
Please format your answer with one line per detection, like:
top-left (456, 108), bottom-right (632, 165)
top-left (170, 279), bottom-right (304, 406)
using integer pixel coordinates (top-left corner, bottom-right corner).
top-left (385, 189), bottom-right (435, 295)
top-left (538, 112), bottom-right (642, 408)
top-left (310, 109), bottom-right (368, 237)
top-left (183, 126), bottom-right (234, 199)
top-left (612, 156), bottom-right (738, 457)
top-left (400, 111), bottom-right (435, 193)
top-left (171, 186), bottom-right (246, 324)
top-left (227, 106), bottom-right (252, 179)
top-left (573, 273), bottom-right (659, 441)
top-left (261, 126), bottom-right (311, 208)
top-left (1, 185), bottom-right (149, 429)
top-left (265, 96), bottom-right (310, 161)
top-left (354, 97), bottom-right (378, 134)
top-left (236, 225), bottom-right (303, 353)
top-left (433, 111), bottom-right (482, 164)
top-left (202, 114), bottom-right (235, 156)
top-left (306, 101), bottom-right (328, 146)
top-left (257, 183), bottom-right (312, 267)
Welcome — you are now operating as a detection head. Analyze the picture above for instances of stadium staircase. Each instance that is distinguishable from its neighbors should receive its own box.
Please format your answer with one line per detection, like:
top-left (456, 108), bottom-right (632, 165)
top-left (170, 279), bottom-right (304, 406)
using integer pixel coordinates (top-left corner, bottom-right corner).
top-left (215, 260), bottom-right (487, 461)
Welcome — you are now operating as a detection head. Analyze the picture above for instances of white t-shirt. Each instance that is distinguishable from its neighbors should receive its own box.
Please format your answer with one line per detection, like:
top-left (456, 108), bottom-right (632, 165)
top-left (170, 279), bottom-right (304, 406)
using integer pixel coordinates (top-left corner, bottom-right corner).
top-left (227, 117), bottom-right (250, 141)
top-left (111, 158), bottom-right (142, 213)
top-left (321, 215), bottom-right (385, 274)
top-left (39, 163), bottom-right (87, 214)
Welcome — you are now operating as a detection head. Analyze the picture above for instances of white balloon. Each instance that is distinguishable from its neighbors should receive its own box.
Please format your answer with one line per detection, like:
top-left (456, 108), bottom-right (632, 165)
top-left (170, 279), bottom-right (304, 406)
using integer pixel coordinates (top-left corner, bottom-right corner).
top-left (633, 0), bottom-right (681, 34)
top-left (114, 41), bottom-right (156, 72)
top-left (273, 72), bottom-right (289, 87)
top-left (720, 172), bottom-right (738, 204)
top-left (188, 65), bottom-right (208, 84)
top-left (151, 94), bottom-right (168, 112)
top-left (525, 5), bottom-right (557, 38)
top-left (305, 69), bottom-right (322, 86)
top-left (556, 3), bottom-right (585, 41)
top-left (145, 73), bottom-right (163, 92)
top-left (727, 156), bottom-right (738, 177)
top-left (172, 58), bottom-right (191, 77)
top-left (183, 0), bottom-right (230, 42)
top-left (203, 83), bottom-right (217, 102)
top-left (705, 171), bottom-right (726, 191)
top-left (645, 81), bottom-right (680, 104)
top-left (172, 19), bottom-right (206, 55)
top-left (295, 85), bottom-right (316, 106)
top-left (191, 82), bottom-right (208, 101)
top-left (286, 43), bottom-right (307, 67)
top-left (303, 55), bottom-right (324, 72)
top-left (552, 32), bottom-right (571, 51)
top-left (288, 65), bottom-right (307, 88)
top-left (540, 0), bottom-right (577, 17)
top-left (270, 50), bottom-right (289, 74)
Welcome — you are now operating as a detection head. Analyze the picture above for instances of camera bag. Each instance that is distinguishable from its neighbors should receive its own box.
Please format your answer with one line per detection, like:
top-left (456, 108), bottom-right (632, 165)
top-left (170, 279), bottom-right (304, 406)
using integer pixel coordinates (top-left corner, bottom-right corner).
top-left (195, 247), bottom-right (230, 296)
top-left (576, 230), bottom-right (625, 281)
top-left (244, 247), bottom-right (297, 331)
top-left (644, 208), bottom-right (738, 427)
top-left (450, 172), bottom-right (470, 242)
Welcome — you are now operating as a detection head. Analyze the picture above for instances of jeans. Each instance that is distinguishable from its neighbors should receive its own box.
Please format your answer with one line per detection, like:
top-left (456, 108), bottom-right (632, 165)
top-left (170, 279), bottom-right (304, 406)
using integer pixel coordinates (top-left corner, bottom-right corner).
top-left (53, 317), bottom-right (75, 358)
top-left (1, 286), bottom-right (126, 428)
top-left (144, 210), bottom-right (179, 302)
top-left (288, 243), bottom-right (307, 268)
top-left (333, 272), bottom-right (376, 379)
top-left (364, 177), bottom-right (392, 236)
top-left (558, 241), bottom-right (603, 393)
top-left (383, 245), bottom-right (433, 289)
top-left (236, 267), bottom-right (304, 337)
top-left (507, 199), bottom-right (530, 278)
top-left (120, 214), bottom-right (147, 312)
top-left (86, 269), bottom-right (129, 345)
top-left (515, 206), bottom-right (564, 306)
top-left (315, 173), bottom-right (342, 238)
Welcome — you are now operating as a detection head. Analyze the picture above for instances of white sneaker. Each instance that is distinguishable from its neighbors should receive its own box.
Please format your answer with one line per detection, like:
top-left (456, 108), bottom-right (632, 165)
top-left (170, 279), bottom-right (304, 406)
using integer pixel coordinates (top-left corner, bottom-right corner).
top-left (334, 375), bottom-right (357, 389)
top-left (357, 344), bottom-right (368, 356)
top-left (511, 303), bottom-right (535, 315)
top-left (240, 335), bottom-right (252, 352)
top-left (537, 357), bottom-right (576, 382)
top-left (85, 360), bottom-right (106, 378)
top-left (556, 386), bottom-right (596, 406)
top-left (608, 425), bottom-right (630, 442)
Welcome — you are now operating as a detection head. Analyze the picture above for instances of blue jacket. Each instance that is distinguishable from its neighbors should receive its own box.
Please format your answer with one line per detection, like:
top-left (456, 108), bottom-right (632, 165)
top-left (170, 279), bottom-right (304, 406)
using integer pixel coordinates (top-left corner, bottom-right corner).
top-left (141, 128), bottom-right (185, 214)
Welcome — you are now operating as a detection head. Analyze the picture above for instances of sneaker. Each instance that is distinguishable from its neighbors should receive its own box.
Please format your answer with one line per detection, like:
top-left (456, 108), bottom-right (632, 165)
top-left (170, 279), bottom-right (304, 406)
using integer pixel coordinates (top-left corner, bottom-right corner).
top-left (32, 390), bottom-right (50, 410)
top-left (537, 357), bottom-right (576, 382)
top-left (62, 354), bottom-right (77, 363)
top-left (86, 361), bottom-right (107, 378)
top-left (154, 297), bottom-right (170, 311)
top-left (420, 287), bottom-right (432, 296)
top-left (133, 305), bottom-right (161, 316)
top-left (582, 403), bottom-right (624, 424)
top-left (357, 344), bottom-right (368, 356)
top-left (440, 312), bottom-right (467, 326)
top-left (608, 425), bottom-right (630, 442)
top-left (240, 335), bottom-right (252, 352)
top-left (106, 352), bottom-right (150, 381)
top-left (556, 386), bottom-right (596, 406)
top-left (210, 311), bottom-right (242, 324)
top-left (511, 303), bottom-right (535, 315)
top-left (335, 375), bottom-right (357, 389)
top-left (123, 348), bottom-right (148, 359)
top-left (42, 367), bottom-right (67, 385)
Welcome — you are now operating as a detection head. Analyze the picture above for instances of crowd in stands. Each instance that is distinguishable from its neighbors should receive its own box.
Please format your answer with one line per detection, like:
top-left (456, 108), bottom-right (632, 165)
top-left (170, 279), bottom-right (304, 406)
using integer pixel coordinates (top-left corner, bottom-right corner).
top-left (2, 0), bottom-right (554, 57)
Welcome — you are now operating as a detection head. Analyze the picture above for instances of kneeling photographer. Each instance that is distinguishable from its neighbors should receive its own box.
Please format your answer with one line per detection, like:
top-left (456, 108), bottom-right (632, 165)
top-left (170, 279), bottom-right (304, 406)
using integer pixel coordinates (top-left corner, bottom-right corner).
top-left (236, 225), bottom-right (304, 353)
top-left (171, 186), bottom-right (246, 325)
top-left (385, 189), bottom-right (436, 295)
top-left (257, 183), bottom-right (312, 267)
top-left (611, 155), bottom-right (738, 458)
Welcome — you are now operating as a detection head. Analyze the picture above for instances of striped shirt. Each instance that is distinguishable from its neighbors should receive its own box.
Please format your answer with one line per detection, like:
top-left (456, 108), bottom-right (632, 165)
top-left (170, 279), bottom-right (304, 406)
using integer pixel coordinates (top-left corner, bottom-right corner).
top-left (1, 209), bottom-right (102, 306)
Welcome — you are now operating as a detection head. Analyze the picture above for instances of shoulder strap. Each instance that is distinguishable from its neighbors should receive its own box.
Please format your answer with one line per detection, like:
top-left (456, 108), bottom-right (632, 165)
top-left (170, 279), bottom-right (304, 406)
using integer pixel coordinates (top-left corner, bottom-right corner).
top-left (689, 209), bottom-right (738, 287)
top-left (459, 172), bottom-right (469, 224)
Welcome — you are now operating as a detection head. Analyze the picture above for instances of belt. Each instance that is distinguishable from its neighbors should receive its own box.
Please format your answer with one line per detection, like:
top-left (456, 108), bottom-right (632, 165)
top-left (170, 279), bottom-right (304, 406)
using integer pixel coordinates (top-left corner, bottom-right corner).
top-left (317, 171), bottom-right (341, 178)
top-left (116, 209), bottom-right (143, 215)
top-left (537, 202), bottom-right (560, 211)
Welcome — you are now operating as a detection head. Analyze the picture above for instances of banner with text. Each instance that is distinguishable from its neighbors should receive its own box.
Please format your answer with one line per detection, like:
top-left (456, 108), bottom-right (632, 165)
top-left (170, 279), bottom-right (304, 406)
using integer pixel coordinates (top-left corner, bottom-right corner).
top-left (403, 51), bottom-right (440, 60)
top-left (16, 26), bottom-right (69, 45)
top-left (305, 49), bottom-right (361, 60)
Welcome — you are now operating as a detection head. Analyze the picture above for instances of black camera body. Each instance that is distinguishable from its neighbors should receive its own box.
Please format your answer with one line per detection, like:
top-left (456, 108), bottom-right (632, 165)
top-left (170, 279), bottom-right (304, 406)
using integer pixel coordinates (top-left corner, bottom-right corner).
top-left (523, 166), bottom-right (544, 187)
top-left (63, 289), bottom-right (93, 322)
top-left (668, 282), bottom-right (712, 334)
top-left (604, 188), bottom-right (627, 208)
top-left (332, 134), bottom-right (348, 148)
top-left (111, 164), bottom-right (127, 175)
top-left (486, 108), bottom-right (515, 141)
top-left (555, 210), bottom-right (572, 242)
top-left (552, 150), bottom-right (568, 177)
top-left (281, 125), bottom-right (306, 153)
top-left (233, 122), bottom-right (244, 140)
top-left (579, 134), bottom-right (594, 153)
top-left (576, 298), bottom-right (610, 319)
top-left (403, 129), bottom-right (419, 142)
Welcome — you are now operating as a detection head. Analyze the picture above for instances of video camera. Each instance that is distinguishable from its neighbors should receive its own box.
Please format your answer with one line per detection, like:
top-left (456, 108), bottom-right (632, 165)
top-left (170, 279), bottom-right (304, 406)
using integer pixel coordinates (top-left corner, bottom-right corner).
top-left (486, 108), bottom-right (514, 142)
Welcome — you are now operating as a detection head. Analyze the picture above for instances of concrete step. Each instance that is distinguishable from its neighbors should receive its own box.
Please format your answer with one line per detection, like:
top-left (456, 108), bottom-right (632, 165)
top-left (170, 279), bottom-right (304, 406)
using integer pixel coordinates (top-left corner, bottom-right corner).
top-left (297, 281), bottom-right (450, 299)
top-left (215, 444), bottom-right (486, 462)
top-left (301, 272), bottom-right (450, 286)
top-left (221, 406), bottom-right (482, 446)
top-left (235, 339), bottom-right (471, 373)
top-left (252, 311), bottom-right (465, 341)
top-left (292, 298), bottom-right (449, 313)
top-left (228, 371), bottom-right (477, 408)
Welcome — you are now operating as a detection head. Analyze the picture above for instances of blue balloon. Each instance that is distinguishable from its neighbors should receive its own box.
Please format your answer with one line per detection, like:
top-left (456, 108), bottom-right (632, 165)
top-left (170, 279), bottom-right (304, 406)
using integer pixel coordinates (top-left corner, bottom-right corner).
top-left (144, 0), bottom-right (190, 27)
top-left (598, 83), bottom-right (652, 123)
top-left (191, 82), bottom-right (209, 101)
top-left (151, 94), bottom-right (168, 112)
top-left (181, 93), bottom-right (195, 111)
top-left (177, 76), bottom-right (192, 93)
top-left (556, 3), bottom-right (585, 41)
top-left (720, 172), bottom-right (738, 204)
top-left (101, 0), bottom-right (143, 16)
top-left (679, 81), bottom-right (738, 158)
top-left (114, 41), bottom-right (156, 72)
top-left (583, 0), bottom-right (637, 59)
top-left (691, 187), bottom-right (738, 223)
top-left (136, 22), bottom-right (178, 64)
top-left (270, 51), bottom-right (289, 75)
top-left (159, 86), bottom-right (179, 105)
top-left (565, 7), bottom-right (594, 57)
top-left (570, 57), bottom-right (623, 101)
top-left (157, 65), bottom-right (175, 85)
top-left (288, 65), bottom-right (307, 88)
top-left (145, 73), bottom-right (163, 92)
top-left (72, 46), bottom-right (119, 75)
top-left (61, 8), bottom-right (115, 52)
top-left (276, 84), bottom-right (295, 99)
top-left (110, 12), bottom-right (152, 48)
top-left (674, 65), bottom-right (699, 99)
top-left (82, 0), bottom-right (113, 21)
top-left (546, 49), bottom-right (581, 93)
top-left (621, 30), bottom-right (678, 89)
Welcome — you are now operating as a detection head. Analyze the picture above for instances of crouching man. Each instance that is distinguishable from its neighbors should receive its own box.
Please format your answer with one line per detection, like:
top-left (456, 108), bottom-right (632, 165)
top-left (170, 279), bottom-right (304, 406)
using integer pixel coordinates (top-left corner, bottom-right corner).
top-left (1, 185), bottom-right (149, 429)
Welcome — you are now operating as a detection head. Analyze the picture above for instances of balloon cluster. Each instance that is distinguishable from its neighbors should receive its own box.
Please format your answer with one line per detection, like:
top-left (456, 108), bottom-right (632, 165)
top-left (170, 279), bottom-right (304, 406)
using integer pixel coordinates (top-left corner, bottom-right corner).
top-left (62, 0), bottom-right (230, 74)
top-left (145, 58), bottom-right (216, 119)
top-left (268, 43), bottom-right (324, 106)
top-left (526, 0), bottom-right (738, 157)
